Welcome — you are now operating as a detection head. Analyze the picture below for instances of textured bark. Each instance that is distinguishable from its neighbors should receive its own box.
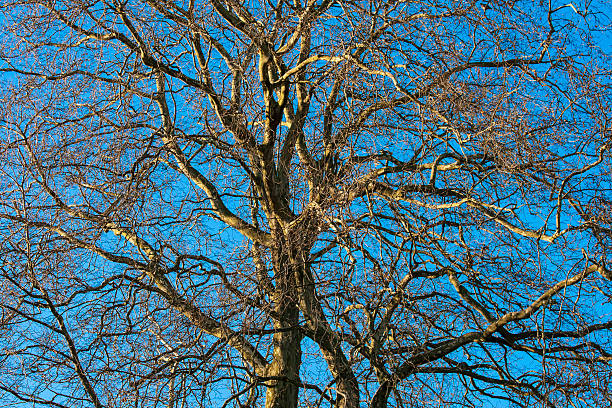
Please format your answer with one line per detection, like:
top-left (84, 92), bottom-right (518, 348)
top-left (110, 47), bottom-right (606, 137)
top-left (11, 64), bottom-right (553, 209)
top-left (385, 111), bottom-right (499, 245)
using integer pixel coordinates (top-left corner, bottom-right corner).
top-left (265, 250), bottom-right (302, 408)
top-left (264, 308), bottom-right (302, 408)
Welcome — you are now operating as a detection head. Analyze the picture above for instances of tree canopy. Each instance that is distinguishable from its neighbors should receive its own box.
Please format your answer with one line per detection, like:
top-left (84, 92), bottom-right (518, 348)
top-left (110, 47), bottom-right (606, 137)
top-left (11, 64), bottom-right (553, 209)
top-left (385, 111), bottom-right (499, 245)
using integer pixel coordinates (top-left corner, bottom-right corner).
top-left (1, 1), bottom-right (612, 407)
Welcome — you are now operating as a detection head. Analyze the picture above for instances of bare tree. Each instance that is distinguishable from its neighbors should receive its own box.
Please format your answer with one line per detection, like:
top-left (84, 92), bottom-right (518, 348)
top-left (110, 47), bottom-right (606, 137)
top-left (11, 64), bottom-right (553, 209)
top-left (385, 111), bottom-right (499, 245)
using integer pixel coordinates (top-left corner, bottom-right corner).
top-left (0, 1), bottom-right (611, 407)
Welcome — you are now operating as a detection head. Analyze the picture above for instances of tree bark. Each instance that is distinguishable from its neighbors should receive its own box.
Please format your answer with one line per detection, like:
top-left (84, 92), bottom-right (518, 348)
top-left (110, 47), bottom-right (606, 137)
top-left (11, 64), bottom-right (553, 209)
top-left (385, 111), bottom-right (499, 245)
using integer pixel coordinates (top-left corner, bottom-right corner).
top-left (265, 250), bottom-right (302, 408)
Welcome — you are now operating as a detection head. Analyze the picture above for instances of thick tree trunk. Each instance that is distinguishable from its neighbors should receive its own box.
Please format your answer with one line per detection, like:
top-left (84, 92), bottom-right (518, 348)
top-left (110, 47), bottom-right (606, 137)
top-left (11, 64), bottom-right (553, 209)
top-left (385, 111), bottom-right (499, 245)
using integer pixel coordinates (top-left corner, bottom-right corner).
top-left (264, 304), bottom-right (301, 408)
top-left (265, 251), bottom-right (302, 408)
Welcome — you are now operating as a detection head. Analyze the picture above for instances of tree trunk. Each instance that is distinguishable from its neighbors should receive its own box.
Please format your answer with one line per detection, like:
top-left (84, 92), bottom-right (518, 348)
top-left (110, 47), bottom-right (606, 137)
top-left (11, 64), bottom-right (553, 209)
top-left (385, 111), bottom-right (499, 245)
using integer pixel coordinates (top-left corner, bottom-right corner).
top-left (265, 252), bottom-right (302, 408)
